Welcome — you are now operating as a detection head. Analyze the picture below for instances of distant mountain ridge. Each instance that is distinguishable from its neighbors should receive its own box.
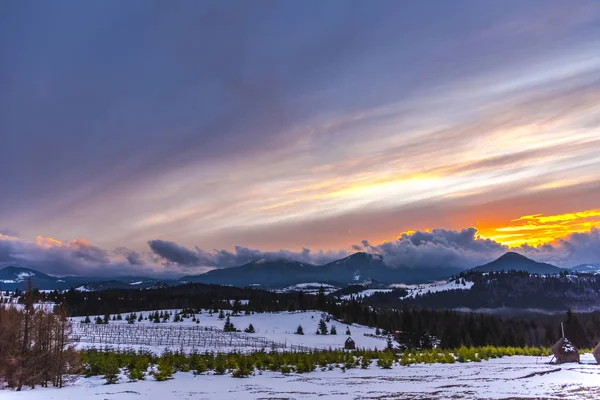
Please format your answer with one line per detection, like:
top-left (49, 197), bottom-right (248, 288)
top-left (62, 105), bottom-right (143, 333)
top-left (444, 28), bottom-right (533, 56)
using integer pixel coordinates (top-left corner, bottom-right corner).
top-left (0, 266), bottom-right (177, 291)
top-left (469, 252), bottom-right (563, 274)
top-left (0, 251), bottom-right (584, 292)
top-left (181, 252), bottom-right (462, 288)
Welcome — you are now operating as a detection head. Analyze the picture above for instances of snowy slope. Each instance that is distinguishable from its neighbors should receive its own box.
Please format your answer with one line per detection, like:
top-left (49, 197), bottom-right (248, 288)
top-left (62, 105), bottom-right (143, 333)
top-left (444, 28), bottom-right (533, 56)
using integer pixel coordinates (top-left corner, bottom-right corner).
top-left (72, 310), bottom-right (386, 352)
top-left (397, 279), bottom-right (474, 299)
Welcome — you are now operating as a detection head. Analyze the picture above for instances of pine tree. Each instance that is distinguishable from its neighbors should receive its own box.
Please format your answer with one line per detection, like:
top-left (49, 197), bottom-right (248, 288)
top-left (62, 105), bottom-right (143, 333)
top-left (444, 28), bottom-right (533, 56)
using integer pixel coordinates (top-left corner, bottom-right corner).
top-left (318, 318), bottom-right (328, 335)
top-left (295, 325), bottom-right (304, 335)
top-left (83, 315), bottom-right (91, 324)
top-left (218, 310), bottom-right (225, 319)
top-left (103, 356), bottom-right (120, 384)
top-left (244, 324), bottom-right (255, 333)
top-left (224, 316), bottom-right (236, 332)
top-left (330, 325), bottom-right (337, 335)
top-left (346, 326), bottom-right (351, 335)
top-left (154, 358), bottom-right (173, 381)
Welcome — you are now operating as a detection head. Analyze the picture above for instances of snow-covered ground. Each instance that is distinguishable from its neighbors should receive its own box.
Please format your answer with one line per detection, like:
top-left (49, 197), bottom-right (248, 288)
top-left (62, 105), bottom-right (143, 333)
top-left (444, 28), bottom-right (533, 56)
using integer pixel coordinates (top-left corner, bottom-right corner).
top-left (72, 310), bottom-right (387, 353)
top-left (276, 283), bottom-right (339, 295)
top-left (396, 279), bottom-right (474, 299)
top-left (5, 355), bottom-right (600, 399)
top-left (339, 289), bottom-right (393, 300)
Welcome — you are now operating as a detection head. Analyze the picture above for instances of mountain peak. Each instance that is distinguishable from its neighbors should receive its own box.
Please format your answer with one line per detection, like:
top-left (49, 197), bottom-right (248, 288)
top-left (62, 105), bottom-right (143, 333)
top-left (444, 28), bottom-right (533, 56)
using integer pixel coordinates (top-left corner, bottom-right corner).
top-left (471, 252), bottom-right (561, 274)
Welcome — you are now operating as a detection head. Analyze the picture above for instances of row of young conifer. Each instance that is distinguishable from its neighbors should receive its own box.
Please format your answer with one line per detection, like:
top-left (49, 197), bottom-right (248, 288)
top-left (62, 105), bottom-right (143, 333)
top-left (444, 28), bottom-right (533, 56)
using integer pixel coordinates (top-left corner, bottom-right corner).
top-left (80, 345), bottom-right (559, 384)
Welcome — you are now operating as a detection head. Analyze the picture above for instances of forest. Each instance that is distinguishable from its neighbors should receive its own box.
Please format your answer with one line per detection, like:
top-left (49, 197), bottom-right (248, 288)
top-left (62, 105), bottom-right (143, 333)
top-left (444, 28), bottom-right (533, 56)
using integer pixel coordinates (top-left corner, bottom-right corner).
top-left (18, 281), bottom-right (600, 350)
top-left (366, 270), bottom-right (600, 311)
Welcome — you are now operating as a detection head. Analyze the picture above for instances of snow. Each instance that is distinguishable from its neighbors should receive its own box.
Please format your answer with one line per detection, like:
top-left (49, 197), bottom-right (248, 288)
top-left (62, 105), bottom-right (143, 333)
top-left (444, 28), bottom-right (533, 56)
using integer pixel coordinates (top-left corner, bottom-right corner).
top-left (4, 355), bottom-right (600, 399)
top-left (277, 283), bottom-right (339, 295)
top-left (71, 310), bottom-right (385, 353)
top-left (339, 289), bottom-right (393, 300)
top-left (0, 279), bottom-right (16, 283)
top-left (17, 271), bottom-right (35, 280)
top-left (75, 286), bottom-right (92, 292)
top-left (129, 281), bottom-right (143, 285)
top-left (397, 279), bottom-right (474, 299)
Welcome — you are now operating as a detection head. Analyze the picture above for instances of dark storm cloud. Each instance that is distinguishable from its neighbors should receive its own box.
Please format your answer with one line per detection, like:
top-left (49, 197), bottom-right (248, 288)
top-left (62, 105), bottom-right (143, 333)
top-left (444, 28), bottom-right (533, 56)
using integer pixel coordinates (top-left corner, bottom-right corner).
top-left (147, 240), bottom-right (204, 266)
top-left (519, 228), bottom-right (600, 267)
top-left (356, 228), bottom-right (507, 269)
top-left (148, 241), bottom-right (348, 268)
top-left (0, 237), bottom-right (161, 277)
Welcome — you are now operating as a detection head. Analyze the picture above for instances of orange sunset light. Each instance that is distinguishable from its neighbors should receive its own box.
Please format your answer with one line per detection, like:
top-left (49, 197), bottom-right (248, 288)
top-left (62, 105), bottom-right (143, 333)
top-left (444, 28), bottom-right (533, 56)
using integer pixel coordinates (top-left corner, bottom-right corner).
top-left (477, 209), bottom-right (600, 247)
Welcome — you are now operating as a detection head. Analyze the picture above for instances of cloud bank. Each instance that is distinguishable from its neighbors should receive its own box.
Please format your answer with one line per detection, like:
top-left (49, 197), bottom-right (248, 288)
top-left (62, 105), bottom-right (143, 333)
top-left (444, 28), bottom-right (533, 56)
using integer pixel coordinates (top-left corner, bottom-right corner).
top-left (1, 227), bottom-right (599, 277)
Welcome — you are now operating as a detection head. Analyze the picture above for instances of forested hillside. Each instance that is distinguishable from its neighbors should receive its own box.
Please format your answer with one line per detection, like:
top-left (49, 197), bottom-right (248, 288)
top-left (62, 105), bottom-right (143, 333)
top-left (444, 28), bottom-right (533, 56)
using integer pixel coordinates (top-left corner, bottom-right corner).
top-left (366, 271), bottom-right (600, 311)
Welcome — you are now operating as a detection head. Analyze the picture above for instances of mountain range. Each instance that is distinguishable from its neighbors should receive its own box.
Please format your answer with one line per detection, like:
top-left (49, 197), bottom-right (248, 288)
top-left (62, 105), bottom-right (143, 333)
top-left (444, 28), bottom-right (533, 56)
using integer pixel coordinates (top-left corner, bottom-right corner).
top-left (0, 251), bottom-right (593, 291)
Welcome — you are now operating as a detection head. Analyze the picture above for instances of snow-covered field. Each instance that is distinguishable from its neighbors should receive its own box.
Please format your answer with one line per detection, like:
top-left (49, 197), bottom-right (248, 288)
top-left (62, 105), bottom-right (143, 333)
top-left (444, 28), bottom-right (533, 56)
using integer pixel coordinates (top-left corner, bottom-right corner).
top-left (5, 355), bottom-right (600, 399)
top-left (72, 310), bottom-right (387, 353)
top-left (396, 279), bottom-right (474, 299)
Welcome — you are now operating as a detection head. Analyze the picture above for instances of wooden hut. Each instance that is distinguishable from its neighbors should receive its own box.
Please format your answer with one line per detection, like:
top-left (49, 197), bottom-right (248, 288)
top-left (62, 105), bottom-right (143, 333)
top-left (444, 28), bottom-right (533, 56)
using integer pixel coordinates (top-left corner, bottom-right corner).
top-left (345, 337), bottom-right (356, 350)
top-left (593, 343), bottom-right (600, 364)
top-left (551, 337), bottom-right (580, 364)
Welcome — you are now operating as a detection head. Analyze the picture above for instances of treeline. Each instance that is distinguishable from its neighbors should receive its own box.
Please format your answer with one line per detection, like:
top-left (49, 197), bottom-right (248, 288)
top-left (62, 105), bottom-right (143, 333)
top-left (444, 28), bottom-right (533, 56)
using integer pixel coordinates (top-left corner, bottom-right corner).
top-left (41, 283), bottom-right (313, 316)
top-left (0, 302), bottom-right (79, 390)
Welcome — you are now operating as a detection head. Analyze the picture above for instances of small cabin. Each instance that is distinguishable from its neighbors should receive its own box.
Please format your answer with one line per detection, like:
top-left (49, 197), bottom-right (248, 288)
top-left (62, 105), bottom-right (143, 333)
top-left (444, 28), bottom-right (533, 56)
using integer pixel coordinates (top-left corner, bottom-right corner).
top-left (345, 337), bottom-right (356, 350)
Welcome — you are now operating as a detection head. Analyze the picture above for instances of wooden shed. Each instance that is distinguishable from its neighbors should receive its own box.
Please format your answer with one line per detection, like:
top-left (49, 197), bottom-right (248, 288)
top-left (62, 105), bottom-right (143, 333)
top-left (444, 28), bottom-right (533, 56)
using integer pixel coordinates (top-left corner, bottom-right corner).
top-left (345, 337), bottom-right (356, 350)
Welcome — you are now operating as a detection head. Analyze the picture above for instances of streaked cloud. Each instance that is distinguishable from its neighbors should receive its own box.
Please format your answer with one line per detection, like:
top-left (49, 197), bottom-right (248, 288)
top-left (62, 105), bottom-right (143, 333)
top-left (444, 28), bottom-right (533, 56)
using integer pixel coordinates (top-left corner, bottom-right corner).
top-left (1, 1), bottom-right (599, 256)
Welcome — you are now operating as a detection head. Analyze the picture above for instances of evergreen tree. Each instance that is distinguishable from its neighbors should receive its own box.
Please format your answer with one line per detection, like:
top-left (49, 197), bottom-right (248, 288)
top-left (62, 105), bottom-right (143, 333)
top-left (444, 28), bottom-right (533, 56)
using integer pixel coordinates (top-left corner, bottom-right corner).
top-left (218, 310), bottom-right (225, 319)
top-left (103, 356), bottom-right (119, 384)
top-left (83, 315), bottom-right (91, 324)
top-left (317, 287), bottom-right (326, 310)
top-left (154, 358), bottom-right (173, 381)
top-left (295, 325), bottom-right (304, 335)
top-left (244, 324), bottom-right (255, 333)
top-left (346, 326), bottom-right (351, 335)
top-left (224, 316), bottom-right (236, 332)
top-left (318, 318), bottom-right (328, 335)
top-left (330, 325), bottom-right (337, 335)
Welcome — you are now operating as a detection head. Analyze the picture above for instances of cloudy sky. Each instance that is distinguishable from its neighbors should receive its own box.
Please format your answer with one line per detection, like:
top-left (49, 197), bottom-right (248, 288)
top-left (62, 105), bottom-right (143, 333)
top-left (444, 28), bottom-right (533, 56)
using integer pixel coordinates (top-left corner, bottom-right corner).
top-left (1, 1), bottom-right (600, 276)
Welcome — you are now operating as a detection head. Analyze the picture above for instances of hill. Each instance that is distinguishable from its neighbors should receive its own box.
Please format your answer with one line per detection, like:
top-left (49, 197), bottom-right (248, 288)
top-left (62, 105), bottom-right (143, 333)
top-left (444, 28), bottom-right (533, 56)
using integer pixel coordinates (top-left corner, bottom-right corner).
top-left (469, 252), bottom-right (563, 274)
top-left (570, 263), bottom-right (600, 274)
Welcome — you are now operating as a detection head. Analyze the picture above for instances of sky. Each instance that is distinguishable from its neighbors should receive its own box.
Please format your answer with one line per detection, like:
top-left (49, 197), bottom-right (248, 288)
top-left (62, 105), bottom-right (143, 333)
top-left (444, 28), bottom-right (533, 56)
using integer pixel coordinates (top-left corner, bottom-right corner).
top-left (1, 0), bottom-right (600, 277)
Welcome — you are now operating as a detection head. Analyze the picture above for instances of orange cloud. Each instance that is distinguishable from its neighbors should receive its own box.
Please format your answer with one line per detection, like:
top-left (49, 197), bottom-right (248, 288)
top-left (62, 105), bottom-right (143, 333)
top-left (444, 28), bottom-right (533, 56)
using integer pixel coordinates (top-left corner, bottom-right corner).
top-left (478, 208), bottom-right (600, 247)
